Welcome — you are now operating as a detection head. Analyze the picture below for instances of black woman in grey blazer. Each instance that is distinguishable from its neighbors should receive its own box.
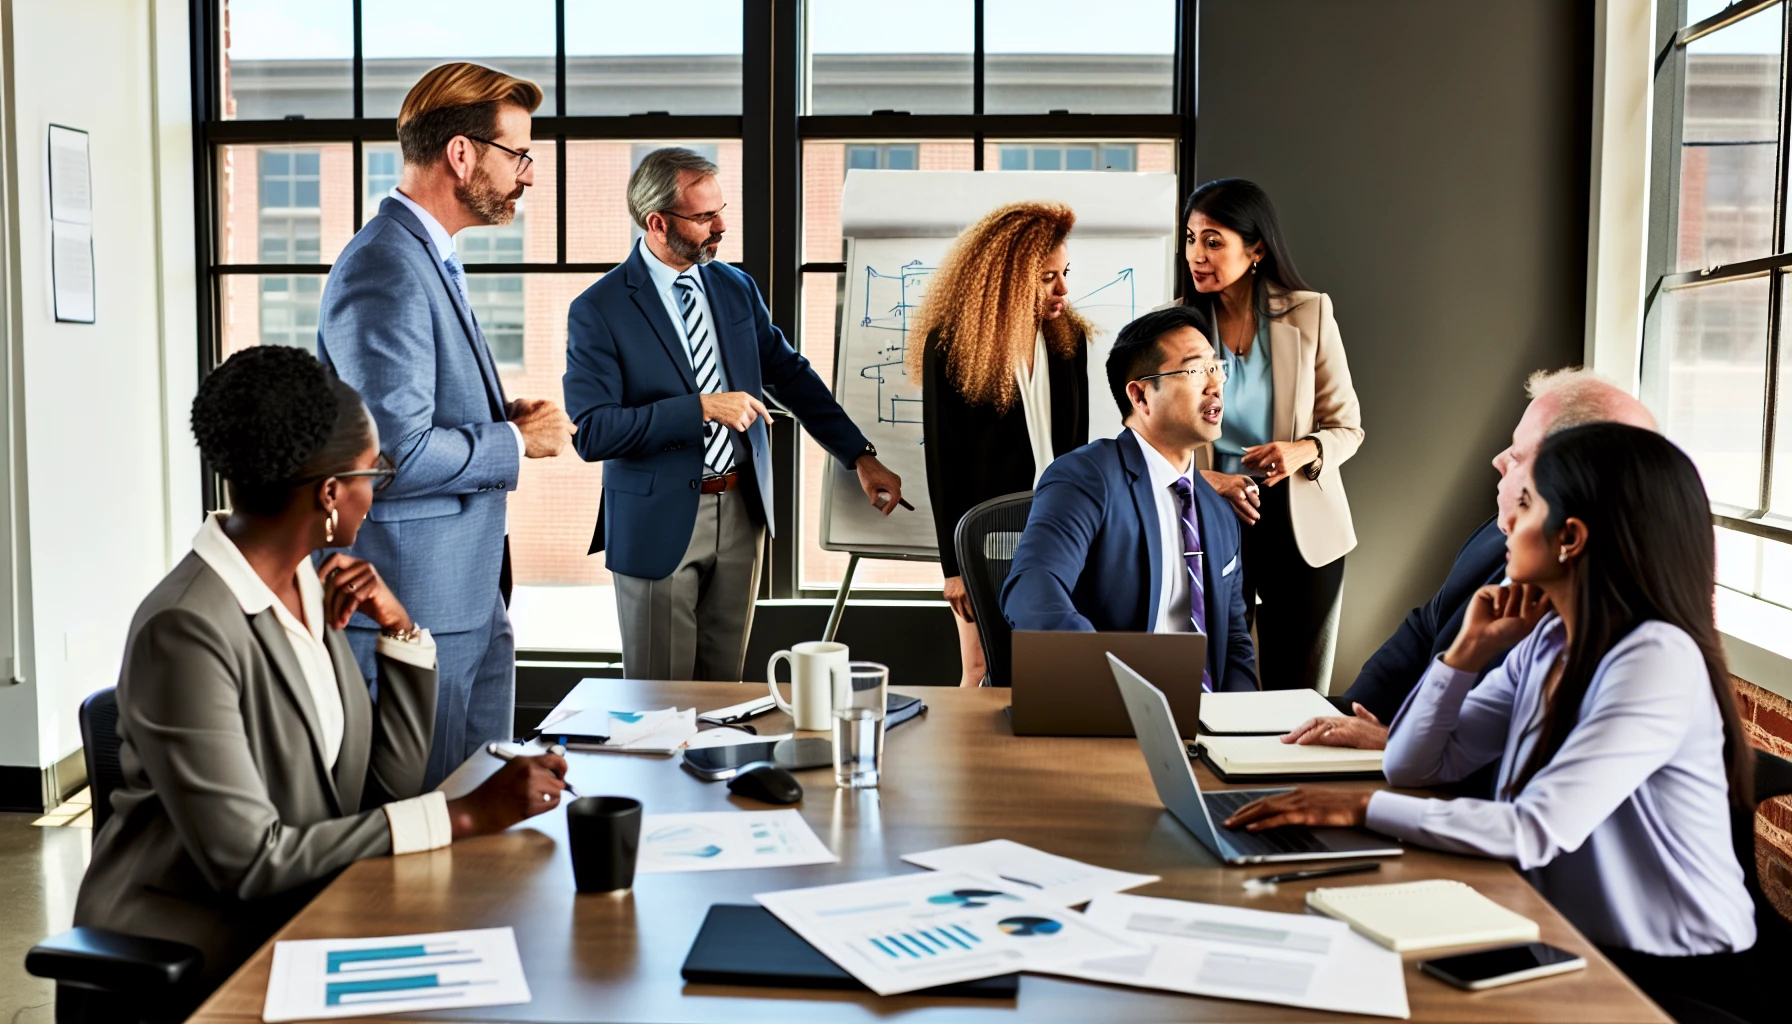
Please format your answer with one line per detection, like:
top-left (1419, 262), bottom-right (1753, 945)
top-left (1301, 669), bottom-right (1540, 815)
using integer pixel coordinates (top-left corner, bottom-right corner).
top-left (73, 346), bottom-right (569, 1006)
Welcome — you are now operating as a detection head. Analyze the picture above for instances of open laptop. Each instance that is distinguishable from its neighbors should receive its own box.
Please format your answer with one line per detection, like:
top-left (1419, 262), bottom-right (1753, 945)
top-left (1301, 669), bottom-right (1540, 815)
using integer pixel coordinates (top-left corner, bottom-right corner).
top-left (1010, 631), bottom-right (1205, 736)
top-left (1107, 653), bottom-right (1403, 864)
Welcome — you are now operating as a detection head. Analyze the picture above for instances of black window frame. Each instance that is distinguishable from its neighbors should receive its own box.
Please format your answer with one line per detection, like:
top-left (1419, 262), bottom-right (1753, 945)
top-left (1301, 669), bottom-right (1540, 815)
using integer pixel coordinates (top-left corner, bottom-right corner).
top-left (190, 0), bottom-right (1200, 608)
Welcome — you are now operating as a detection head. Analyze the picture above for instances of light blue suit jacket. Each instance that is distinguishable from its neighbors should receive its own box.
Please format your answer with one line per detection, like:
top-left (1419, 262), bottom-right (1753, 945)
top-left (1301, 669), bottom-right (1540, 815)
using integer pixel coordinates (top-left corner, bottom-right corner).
top-left (317, 197), bottom-right (519, 634)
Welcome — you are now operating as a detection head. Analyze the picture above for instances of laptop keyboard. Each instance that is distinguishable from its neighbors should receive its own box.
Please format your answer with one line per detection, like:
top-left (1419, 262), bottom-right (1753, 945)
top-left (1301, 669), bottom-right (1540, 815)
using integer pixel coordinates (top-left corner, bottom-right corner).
top-left (1200, 790), bottom-right (1331, 856)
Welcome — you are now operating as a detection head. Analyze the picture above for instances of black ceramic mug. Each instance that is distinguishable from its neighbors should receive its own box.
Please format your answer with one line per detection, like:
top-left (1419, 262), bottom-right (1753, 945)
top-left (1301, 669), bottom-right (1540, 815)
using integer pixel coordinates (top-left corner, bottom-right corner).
top-left (567, 796), bottom-right (643, 894)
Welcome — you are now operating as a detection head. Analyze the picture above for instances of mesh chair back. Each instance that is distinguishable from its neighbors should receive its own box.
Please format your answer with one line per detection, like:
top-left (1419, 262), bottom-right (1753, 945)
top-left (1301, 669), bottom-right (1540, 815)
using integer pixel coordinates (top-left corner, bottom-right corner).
top-left (953, 491), bottom-right (1034, 687)
top-left (80, 688), bottom-right (123, 831)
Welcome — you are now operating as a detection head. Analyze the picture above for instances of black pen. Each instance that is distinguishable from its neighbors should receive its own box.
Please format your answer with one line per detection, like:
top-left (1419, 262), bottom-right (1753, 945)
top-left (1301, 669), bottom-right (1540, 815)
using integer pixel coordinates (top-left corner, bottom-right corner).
top-left (486, 741), bottom-right (584, 799)
top-left (1243, 861), bottom-right (1381, 889)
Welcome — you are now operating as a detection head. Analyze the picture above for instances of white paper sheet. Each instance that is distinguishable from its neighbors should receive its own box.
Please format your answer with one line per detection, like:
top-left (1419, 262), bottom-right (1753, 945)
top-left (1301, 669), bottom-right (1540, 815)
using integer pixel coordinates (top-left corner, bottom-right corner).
top-left (541, 707), bottom-right (698, 755)
top-left (262, 927), bottom-right (530, 1022)
top-left (900, 840), bottom-right (1159, 907)
top-left (1197, 689), bottom-right (1345, 734)
top-left (637, 809), bottom-right (837, 874)
top-left (755, 871), bottom-right (1141, 996)
top-left (1041, 893), bottom-right (1410, 1019)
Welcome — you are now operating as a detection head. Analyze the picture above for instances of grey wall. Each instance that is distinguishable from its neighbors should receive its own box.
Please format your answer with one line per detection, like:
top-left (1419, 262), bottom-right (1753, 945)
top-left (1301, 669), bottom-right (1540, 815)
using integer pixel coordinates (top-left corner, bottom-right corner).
top-left (1197, 1), bottom-right (1593, 691)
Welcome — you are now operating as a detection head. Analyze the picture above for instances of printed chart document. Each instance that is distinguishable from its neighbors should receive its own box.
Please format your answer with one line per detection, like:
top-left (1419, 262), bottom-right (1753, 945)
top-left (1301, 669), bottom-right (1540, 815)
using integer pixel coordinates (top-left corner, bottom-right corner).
top-left (1198, 689), bottom-right (1343, 734)
top-left (262, 927), bottom-right (530, 1022)
top-left (638, 809), bottom-right (837, 874)
top-left (900, 839), bottom-right (1159, 907)
top-left (1043, 893), bottom-right (1409, 1019)
top-left (539, 706), bottom-right (698, 754)
top-left (755, 871), bottom-right (1140, 996)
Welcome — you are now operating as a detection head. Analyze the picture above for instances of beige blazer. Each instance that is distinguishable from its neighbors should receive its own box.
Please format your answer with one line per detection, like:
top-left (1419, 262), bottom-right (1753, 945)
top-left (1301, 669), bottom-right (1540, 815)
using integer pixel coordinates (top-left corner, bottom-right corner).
top-left (72, 552), bottom-right (437, 995)
top-left (1191, 286), bottom-right (1364, 567)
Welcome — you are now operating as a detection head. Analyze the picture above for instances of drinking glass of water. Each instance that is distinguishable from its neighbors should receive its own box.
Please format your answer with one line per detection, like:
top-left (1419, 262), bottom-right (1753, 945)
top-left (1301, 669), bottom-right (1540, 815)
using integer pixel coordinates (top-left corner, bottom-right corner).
top-left (830, 661), bottom-right (888, 789)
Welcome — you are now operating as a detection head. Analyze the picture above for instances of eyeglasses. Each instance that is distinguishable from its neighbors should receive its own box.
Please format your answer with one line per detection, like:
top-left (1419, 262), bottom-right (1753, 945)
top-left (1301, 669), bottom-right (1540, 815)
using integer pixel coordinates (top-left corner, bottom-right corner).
top-left (463, 135), bottom-right (534, 175)
top-left (301, 451), bottom-right (397, 493)
top-left (1135, 360), bottom-right (1229, 386)
top-left (661, 202), bottom-right (728, 227)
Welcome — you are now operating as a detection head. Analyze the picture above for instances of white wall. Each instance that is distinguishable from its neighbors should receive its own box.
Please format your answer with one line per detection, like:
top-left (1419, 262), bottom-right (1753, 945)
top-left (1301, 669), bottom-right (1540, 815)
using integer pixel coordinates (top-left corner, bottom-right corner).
top-left (0, 0), bottom-right (197, 778)
top-left (1584, 0), bottom-right (1654, 384)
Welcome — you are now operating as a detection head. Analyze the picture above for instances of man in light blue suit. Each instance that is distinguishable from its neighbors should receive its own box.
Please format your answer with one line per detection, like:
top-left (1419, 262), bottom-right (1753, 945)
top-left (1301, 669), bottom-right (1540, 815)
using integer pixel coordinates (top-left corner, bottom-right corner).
top-left (319, 63), bottom-right (575, 787)
top-left (1002, 305), bottom-right (1259, 692)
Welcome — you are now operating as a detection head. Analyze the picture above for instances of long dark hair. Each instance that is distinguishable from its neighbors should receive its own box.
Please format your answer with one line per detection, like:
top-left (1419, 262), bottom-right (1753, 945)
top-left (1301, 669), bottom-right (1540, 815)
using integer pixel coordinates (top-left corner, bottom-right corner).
top-left (1176, 178), bottom-right (1312, 334)
top-left (1506, 423), bottom-right (1753, 809)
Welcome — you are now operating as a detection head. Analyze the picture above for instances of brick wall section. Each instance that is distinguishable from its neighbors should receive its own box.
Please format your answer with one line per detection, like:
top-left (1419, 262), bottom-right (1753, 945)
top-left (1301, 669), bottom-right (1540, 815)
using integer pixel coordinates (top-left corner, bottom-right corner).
top-left (1733, 676), bottom-right (1792, 924)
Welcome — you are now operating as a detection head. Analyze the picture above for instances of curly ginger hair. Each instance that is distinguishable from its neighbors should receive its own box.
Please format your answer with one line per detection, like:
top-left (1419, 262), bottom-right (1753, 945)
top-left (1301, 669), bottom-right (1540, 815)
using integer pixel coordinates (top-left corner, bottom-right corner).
top-left (905, 201), bottom-right (1091, 412)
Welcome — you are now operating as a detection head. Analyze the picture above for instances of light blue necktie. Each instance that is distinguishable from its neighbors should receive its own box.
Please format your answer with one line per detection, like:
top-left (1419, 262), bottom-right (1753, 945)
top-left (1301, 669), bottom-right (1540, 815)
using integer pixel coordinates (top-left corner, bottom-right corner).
top-left (674, 273), bottom-right (735, 476)
top-left (442, 252), bottom-right (478, 327)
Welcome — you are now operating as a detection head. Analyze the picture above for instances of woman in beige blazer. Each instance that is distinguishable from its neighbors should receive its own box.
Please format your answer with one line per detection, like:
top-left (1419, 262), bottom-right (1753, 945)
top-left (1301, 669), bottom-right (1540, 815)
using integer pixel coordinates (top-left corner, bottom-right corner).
top-left (1181, 179), bottom-right (1363, 691)
top-left (73, 346), bottom-right (568, 1009)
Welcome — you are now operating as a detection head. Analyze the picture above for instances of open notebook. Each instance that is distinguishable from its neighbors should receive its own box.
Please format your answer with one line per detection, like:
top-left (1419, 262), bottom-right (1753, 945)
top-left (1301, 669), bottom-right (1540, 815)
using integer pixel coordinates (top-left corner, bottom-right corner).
top-left (1307, 879), bottom-right (1540, 952)
top-left (1194, 734), bottom-right (1384, 780)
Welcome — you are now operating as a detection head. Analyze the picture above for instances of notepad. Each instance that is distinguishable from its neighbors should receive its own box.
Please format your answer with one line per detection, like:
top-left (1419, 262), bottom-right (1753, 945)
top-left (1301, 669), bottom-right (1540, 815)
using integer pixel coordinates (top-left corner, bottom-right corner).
top-left (1195, 734), bottom-right (1384, 777)
top-left (1197, 689), bottom-right (1342, 734)
top-left (1305, 879), bottom-right (1540, 952)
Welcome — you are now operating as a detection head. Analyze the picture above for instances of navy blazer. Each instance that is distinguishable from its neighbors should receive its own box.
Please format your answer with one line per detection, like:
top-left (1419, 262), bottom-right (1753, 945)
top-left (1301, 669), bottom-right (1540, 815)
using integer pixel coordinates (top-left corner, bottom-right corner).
top-left (1000, 431), bottom-right (1258, 692)
top-left (1338, 515), bottom-right (1507, 720)
top-left (564, 245), bottom-right (869, 580)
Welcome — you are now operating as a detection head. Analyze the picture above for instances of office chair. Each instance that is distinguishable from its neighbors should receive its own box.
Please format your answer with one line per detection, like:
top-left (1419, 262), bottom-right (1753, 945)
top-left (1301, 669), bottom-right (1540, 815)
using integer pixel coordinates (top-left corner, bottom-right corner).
top-left (953, 491), bottom-right (1032, 687)
top-left (25, 687), bottom-right (202, 1023)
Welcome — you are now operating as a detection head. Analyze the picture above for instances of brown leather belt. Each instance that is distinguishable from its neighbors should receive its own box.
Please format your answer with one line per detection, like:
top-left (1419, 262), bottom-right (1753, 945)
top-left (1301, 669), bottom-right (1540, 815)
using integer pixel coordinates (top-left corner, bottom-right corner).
top-left (699, 472), bottom-right (740, 494)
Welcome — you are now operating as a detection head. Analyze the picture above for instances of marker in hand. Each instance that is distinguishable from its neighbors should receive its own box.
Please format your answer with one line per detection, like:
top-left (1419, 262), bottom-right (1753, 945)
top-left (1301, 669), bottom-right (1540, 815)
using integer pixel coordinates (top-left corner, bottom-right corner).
top-left (875, 490), bottom-right (915, 512)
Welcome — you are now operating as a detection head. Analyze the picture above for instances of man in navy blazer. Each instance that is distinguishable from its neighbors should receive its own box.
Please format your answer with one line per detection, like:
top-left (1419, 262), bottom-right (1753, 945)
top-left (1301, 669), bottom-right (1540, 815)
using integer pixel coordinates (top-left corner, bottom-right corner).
top-left (564, 148), bottom-right (903, 681)
top-left (1002, 305), bottom-right (1258, 692)
top-left (319, 64), bottom-right (575, 787)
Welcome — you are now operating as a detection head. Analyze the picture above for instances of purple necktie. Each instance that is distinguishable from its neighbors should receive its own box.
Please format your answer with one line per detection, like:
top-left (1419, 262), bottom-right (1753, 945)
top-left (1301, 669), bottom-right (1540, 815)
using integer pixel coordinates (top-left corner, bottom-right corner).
top-left (1170, 477), bottom-right (1214, 692)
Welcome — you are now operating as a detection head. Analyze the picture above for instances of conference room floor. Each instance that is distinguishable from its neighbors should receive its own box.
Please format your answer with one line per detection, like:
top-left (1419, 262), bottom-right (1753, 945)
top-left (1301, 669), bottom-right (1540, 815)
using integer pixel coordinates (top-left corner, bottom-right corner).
top-left (0, 811), bottom-right (84, 1024)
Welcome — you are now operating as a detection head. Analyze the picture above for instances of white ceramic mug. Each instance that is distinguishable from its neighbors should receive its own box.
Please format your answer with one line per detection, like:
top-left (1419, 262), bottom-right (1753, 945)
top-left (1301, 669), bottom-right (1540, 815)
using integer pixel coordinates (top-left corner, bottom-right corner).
top-left (766, 640), bottom-right (849, 731)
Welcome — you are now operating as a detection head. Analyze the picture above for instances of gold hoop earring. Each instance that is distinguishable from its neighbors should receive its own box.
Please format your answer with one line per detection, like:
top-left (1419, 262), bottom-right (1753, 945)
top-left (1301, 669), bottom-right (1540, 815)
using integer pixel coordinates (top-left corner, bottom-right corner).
top-left (325, 508), bottom-right (338, 546)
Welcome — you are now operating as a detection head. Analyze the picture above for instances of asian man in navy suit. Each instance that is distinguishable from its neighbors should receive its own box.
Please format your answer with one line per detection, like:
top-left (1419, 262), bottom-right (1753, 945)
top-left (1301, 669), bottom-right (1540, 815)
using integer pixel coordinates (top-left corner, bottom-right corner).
top-left (319, 64), bottom-right (576, 787)
top-left (563, 148), bottom-right (904, 681)
top-left (1002, 305), bottom-right (1258, 692)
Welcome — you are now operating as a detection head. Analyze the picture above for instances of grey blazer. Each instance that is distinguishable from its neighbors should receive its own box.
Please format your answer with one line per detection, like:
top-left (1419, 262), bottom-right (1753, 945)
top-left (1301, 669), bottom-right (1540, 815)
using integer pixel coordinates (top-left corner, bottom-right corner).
top-left (73, 552), bottom-right (437, 994)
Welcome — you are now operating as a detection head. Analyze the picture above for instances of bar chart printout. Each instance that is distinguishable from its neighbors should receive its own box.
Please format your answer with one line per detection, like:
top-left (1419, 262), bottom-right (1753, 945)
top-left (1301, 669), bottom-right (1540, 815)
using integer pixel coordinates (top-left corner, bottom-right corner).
top-left (262, 927), bottom-right (531, 1022)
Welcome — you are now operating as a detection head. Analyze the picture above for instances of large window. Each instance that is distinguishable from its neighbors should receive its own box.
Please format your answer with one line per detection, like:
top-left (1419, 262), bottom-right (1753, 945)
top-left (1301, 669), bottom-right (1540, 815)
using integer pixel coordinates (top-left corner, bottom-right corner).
top-left (1646, 0), bottom-right (1792, 610)
top-left (198, 1), bottom-right (1196, 644)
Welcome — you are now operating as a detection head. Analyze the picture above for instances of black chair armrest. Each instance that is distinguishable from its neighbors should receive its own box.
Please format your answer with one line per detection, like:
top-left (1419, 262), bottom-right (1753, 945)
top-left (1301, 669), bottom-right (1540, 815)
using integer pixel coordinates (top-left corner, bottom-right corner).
top-left (25, 927), bottom-right (202, 993)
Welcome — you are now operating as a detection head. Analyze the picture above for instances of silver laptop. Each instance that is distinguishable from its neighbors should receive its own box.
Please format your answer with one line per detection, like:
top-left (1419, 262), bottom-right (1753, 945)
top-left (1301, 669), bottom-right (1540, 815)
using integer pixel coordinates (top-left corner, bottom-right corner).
top-left (1108, 653), bottom-right (1403, 865)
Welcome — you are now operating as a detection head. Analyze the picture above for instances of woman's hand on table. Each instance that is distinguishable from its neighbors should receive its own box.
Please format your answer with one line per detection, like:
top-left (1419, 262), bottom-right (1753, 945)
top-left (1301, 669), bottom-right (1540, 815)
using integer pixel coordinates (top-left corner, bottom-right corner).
top-left (1280, 703), bottom-right (1387, 750)
top-left (1202, 470), bottom-right (1262, 524)
top-left (1241, 439), bottom-right (1317, 487)
top-left (1223, 787), bottom-right (1371, 831)
top-left (447, 752), bottom-right (569, 839)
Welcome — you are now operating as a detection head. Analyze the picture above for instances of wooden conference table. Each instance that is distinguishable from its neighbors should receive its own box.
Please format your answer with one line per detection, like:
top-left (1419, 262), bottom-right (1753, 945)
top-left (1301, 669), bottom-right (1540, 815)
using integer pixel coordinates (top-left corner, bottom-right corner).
top-left (190, 680), bottom-right (1668, 1023)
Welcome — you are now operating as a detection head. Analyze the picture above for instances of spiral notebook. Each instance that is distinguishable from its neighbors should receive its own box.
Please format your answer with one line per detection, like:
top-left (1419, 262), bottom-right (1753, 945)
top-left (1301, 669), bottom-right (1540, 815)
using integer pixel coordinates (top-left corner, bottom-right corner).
top-left (1305, 879), bottom-right (1539, 952)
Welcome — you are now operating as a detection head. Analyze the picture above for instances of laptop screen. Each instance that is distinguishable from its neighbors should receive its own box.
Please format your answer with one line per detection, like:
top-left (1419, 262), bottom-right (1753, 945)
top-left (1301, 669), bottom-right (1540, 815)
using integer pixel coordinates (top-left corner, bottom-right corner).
top-left (1106, 653), bottom-right (1229, 853)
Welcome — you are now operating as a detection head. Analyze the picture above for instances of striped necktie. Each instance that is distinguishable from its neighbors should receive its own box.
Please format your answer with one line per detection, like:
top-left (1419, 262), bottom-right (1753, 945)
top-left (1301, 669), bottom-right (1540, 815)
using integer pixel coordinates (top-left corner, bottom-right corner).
top-left (673, 273), bottom-right (735, 476)
top-left (1170, 477), bottom-right (1215, 692)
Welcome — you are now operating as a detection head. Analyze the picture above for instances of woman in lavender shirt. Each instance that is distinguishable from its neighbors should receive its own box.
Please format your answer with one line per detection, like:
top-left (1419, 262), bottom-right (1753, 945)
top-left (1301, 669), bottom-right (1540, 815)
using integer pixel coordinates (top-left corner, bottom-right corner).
top-left (1226, 423), bottom-right (1757, 1015)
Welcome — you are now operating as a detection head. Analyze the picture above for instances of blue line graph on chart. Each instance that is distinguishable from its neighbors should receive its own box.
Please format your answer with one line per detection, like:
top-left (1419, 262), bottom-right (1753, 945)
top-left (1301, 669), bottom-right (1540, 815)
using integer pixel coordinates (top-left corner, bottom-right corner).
top-left (856, 261), bottom-right (1138, 432)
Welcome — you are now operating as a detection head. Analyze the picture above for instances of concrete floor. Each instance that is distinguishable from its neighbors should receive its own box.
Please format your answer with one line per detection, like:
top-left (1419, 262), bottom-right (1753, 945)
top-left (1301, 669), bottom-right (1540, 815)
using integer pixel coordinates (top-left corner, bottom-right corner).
top-left (0, 814), bottom-right (88, 1024)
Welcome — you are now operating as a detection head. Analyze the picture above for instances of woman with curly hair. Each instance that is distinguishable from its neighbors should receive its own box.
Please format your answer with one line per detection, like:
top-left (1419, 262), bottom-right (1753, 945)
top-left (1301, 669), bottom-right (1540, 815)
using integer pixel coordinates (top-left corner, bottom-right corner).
top-left (907, 201), bottom-right (1091, 687)
top-left (73, 345), bottom-right (566, 1011)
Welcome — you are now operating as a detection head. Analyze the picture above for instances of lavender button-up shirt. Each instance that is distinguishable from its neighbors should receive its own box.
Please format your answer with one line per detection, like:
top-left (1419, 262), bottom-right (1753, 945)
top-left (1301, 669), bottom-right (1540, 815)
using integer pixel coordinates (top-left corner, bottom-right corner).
top-left (1366, 614), bottom-right (1755, 956)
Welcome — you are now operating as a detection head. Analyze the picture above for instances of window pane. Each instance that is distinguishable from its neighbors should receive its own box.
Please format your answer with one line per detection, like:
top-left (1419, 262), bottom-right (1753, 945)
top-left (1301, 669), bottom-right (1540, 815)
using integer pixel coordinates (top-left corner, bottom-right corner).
top-left (984, 139), bottom-right (1173, 173)
top-left (1678, 3), bottom-right (1783, 271)
top-left (221, 273), bottom-right (329, 355)
top-left (361, 0), bottom-right (556, 119)
top-left (1773, 275), bottom-right (1792, 514)
top-left (802, 141), bottom-right (975, 264)
top-left (808, 0), bottom-right (973, 114)
top-left (565, 0), bottom-right (742, 115)
top-left (219, 145), bottom-right (353, 264)
top-left (222, 0), bottom-right (354, 119)
top-left (1648, 276), bottom-right (1771, 509)
top-left (797, 271), bottom-right (945, 590)
top-left (985, 0), bottom-right (1174, 114)
top-left (568, 141), bottom-right (742, 264)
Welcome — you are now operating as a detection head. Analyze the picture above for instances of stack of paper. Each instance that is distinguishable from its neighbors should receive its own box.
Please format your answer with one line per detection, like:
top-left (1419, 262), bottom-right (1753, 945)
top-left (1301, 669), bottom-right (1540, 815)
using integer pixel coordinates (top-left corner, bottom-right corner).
top-left (1196, 734), bottom-right (1384, 777)
top-left (1197, 689), bottom-right (1343, 735)
top-left (1306, 879), bottom-right (1539, 951)
top-left (538, 706), bottom-right (698, 755)
top-left (638, 810), bottom-right (837, 874)
top-left (900, 839), bottom-right (1158, 907)
top-left (263, 928), bottom-right (530, 1021)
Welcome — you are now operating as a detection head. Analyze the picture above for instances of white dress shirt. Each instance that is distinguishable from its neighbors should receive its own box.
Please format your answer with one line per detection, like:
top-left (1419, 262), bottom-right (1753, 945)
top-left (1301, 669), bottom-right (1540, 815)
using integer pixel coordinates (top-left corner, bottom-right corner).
top-left (190, 512), bottom-right (452, 855)
top-left (1014, 331), bottom-right (1054, 487)
top-left (637, 238), bottom-right (733, 391)
top-left (1370, 615), bottom-right (1755, 956)
top-left (1130, 432), bottom-right (1194, 634)
top-left (388, 188), bottom-right (525, 462)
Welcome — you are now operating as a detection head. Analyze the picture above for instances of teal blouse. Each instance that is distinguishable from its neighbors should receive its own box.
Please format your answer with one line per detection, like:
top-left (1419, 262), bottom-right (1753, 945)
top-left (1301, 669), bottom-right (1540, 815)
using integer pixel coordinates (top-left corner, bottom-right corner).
top-left (1214, 317), bottom-right (1274, 475)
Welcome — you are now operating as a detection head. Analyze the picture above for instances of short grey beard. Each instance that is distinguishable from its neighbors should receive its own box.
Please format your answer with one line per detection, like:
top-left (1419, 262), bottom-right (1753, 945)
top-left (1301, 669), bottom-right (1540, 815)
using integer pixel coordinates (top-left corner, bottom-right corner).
top-left (664, 227), bottom-right (720, 266)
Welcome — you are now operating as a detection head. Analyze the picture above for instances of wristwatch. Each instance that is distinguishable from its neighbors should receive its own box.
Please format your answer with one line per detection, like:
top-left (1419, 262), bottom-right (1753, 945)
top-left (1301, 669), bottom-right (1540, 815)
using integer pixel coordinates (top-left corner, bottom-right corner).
top-left (1302, 435), bottom-right (1325, 480)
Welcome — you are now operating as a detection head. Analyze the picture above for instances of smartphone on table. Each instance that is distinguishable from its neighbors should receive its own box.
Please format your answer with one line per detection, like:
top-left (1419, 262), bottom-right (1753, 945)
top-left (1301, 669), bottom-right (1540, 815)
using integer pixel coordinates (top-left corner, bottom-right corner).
top-left (1419, 943), bottom-right (1587, 990)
